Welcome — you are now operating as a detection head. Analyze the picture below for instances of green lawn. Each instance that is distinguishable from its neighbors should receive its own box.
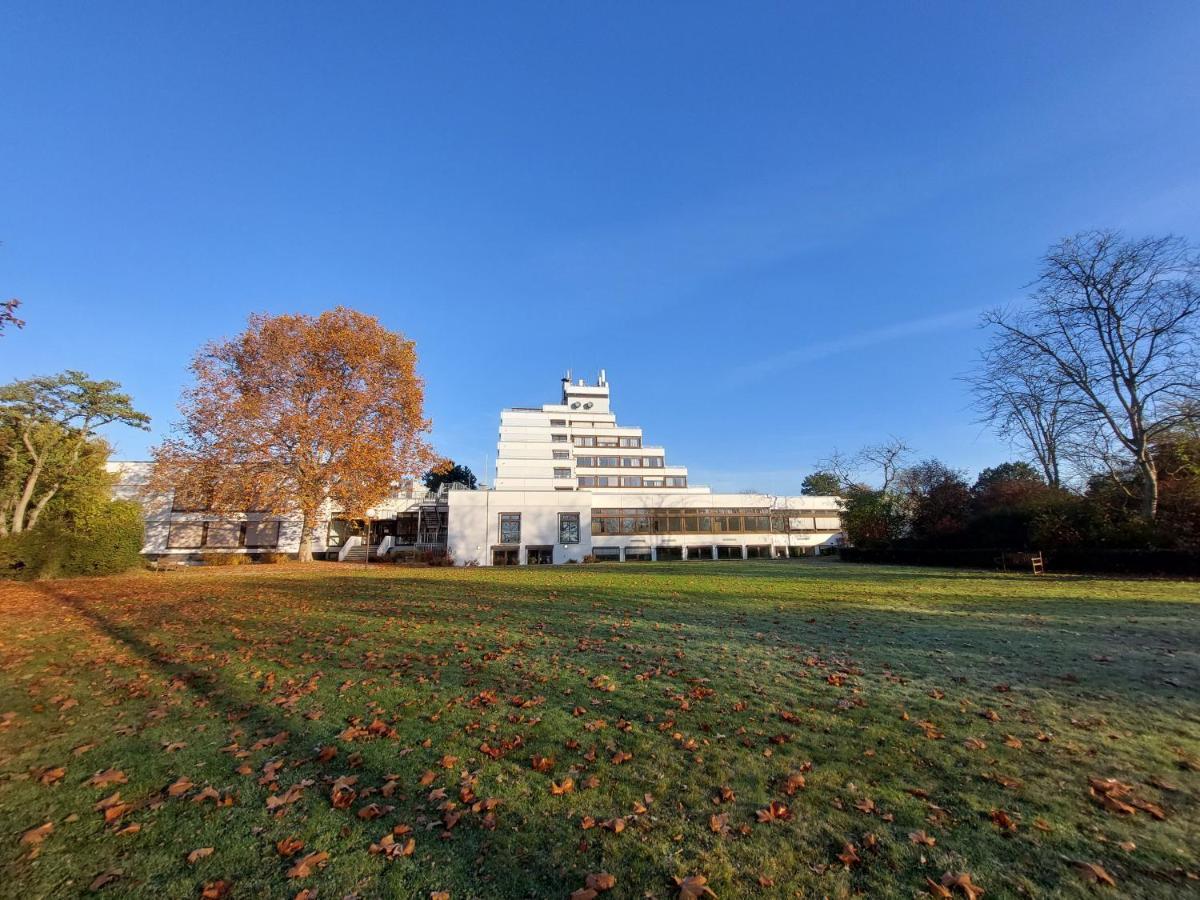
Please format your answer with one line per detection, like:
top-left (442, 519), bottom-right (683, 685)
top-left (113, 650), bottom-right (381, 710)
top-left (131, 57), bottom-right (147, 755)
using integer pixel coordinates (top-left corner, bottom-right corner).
top-left (1, 561), bottom-right (1198, 898)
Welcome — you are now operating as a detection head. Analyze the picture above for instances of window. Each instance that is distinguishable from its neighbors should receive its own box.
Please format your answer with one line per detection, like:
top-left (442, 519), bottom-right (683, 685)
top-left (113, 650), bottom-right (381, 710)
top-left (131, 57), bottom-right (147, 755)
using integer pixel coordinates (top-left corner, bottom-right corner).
top-left (645, 457), bottom-right (664, 468)
top-left (554, 467), bottom-right (572, 479)
top-left (551, 433), bottom-right (568, 442)
top-left (573, 436), bottom-right (597, 447)
top-left (643, 477), bottom-right (664, 488)
top-left (595, 475), bottom-right (619, 487)
top-left (593, 547), bottom-right (621, 561)
top-left (655, 546), bottom-right (683, 561)
top-left (576, 456), bottom-right (595, 466)
top-left (596, 435), bottom-right (619, 447)
top-left (498, 513), bottom-right (520, 544)
top-left (621, 456), bottom-right (642, 467)
top-left (687, 546), bottom-right (713, 560)
top-left (558, 512), bottom-right (580, 544)
top-left (245, 520), bottom-right (281, 548)
top-left (550, 419), bottom-right (566, 427)
top-left (619, 436), bottom-right (642, 448)
top-left (716, 546), bottom-right (743, 560)
top-left (492, 547), bottom-right (519, 566)
top-left (526, 545), bottom-right (553, 565)
top-left (665, 476), bottom-right (687, 487)
top-left (167, 522), bottom-right (207, 549)
top-left (745, 545), bottom-right (771, 559)
top-left (552, 450), bottom-right (570, 460)
top-left (625, 548), bottom-right (652, 561)
top-left (204, 521), bottom-right (243, 548)
top-left (597, 456), bottom-right (620, 467)
top-left (578, 476), bottom-right (596, 488)
top-left (620, 475), bottom-right (643, 488)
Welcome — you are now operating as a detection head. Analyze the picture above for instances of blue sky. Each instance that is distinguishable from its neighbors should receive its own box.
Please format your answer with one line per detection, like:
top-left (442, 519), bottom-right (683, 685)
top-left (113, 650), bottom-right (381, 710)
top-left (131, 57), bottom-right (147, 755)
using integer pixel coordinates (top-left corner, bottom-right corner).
top-left (2, 2), bottom-right (1198, 492)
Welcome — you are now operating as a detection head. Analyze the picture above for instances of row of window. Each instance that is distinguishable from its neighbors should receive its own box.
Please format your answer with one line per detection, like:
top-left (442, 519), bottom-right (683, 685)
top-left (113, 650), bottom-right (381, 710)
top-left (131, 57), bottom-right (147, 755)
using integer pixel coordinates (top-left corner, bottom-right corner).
top-left (590, 510), bottom-right (839, 535)
top-left (577, 475), bottom-right (686, 488)
top-left (495, 509), bottom-right (838, 546)
top-left (571, 435), bottom-right (642, 448)
top-left (497, 512), bottom-right (581, 546)
top-left (166, 521), bottom-right (281, 549)
top-left (574, 455), bottom-right (665, 468)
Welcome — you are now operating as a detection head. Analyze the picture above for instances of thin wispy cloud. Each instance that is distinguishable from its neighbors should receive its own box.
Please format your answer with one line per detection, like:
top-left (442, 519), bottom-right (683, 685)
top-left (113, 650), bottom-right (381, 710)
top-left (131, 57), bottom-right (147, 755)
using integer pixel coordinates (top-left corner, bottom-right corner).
top-left (727, 305), bottom-right (987, 385)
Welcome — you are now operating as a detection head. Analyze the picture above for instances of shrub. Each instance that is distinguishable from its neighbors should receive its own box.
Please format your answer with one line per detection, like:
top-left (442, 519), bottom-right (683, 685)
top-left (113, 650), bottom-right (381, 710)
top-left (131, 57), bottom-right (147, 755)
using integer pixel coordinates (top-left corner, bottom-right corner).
top-left (197, 553), bottom-right (250, 567)
top-left (581, 554), bottom-right (597, 564)
top-left (0, 500), bottom-right (144, 580)
top-left (254, 551), bottom-right (291, 564)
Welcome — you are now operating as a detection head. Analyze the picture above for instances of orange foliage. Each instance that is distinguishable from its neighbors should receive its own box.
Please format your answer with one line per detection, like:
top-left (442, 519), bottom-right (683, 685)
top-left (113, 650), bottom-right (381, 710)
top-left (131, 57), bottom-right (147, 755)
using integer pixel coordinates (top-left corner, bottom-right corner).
top-left (152, 308), bottom-right (434, 560)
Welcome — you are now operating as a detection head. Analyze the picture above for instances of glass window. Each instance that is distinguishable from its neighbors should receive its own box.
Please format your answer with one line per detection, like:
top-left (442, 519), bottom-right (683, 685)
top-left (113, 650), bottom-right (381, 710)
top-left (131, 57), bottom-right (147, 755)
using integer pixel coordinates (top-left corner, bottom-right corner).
top-left (619, 436), bottom-right (642, 448)
top-left (620, 475), bottom-right (643, 488)
top-left (551, 433), bottom-right (568, 442)
top-left (552, 450), bottom-right (570, 459)
top-left (578, 476), bottom-right (596, 487)
top-left (549, 419), bottom-right (566, 426)
top-left (245, 521), bottom-right (281, 548)
top-left (554, 467), bottom-right (572, 479)
top-left (596, 436), bottom-right (619, 447)
top-left (167, 522), bottom-right (206, 548)
top-left (558, 512), bottom-right (580, 544)
top-left (527, 545), bottom-right (553, 564)
top-left (598, 456), bottom-right (620, 467)
top-left (573, 436), bottom-right (596, 447)
top-left (644, 477), bottom-right (663, 487)
top-left (499, 513), bottom-right (521, 544)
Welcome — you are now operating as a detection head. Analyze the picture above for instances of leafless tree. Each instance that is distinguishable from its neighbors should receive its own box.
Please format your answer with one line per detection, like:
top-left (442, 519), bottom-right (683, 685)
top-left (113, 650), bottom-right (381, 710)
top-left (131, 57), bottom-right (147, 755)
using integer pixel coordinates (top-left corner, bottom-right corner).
top-left (857, 437), bottom-right (910, 492)
top-left (966, 347), bottom-right (1079, 487)
top-left (983, 231), bottom-right (1200, 520)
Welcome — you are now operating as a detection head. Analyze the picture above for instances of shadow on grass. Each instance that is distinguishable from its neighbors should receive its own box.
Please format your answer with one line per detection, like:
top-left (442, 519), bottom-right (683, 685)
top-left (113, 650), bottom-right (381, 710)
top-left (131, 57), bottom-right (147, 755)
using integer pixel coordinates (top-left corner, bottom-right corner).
top-left (29, 580), bottom-right (603, 897)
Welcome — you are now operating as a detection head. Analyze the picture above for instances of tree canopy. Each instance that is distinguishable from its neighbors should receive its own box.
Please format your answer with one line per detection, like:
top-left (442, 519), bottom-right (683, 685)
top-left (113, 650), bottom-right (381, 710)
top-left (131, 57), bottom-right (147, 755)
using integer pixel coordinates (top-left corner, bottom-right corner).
top-left (424, 462), bottom-right (477, 492)
top-left (152, 308), bottom-right (434, 561)
top-left (0, 371), bottom-right (149, 534)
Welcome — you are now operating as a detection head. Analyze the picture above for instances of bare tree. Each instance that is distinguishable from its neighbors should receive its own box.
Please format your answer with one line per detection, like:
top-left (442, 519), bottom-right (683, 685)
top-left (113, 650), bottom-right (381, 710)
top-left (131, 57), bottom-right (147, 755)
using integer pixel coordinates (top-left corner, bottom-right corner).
top-left (967, 347), bottom-right (1079, 487)
top-left (857, 437), bottom-right (910, 492)
top-left (984, 231), bottom-right (1200, 520)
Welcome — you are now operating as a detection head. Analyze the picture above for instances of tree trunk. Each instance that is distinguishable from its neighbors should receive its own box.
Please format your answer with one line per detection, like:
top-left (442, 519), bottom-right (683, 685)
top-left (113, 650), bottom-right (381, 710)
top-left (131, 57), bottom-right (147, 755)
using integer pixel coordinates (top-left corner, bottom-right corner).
top-left (26, 484), bottom-right (59, 531)
top-left (297, 510), bottom-right (315, 562)
top-left (1137, 453), bottom-right (1159, 522)
top-left (11, 455), bottom-right (45, 534)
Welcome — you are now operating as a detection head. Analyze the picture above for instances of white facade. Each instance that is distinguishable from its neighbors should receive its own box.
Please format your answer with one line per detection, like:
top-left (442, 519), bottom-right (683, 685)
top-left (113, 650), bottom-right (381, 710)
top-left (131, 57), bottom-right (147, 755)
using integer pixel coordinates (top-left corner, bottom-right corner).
top-left (114, 371), bottom-right (843, 564)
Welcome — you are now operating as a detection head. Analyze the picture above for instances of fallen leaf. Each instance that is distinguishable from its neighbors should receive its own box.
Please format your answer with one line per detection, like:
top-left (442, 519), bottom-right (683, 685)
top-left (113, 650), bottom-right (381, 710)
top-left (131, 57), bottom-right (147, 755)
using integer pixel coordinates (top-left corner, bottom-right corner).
top-left (20, 822), bottom-right (53, 845)
top-left (287, 851), bottom-right (329, 879)
top-left (1073, 861), bottom-right (1116, 887)
top-left (89, 869), bottom-right (122, 891)
top-left (673, 874), bottom-right (717, 899)
top-left (940, 872), bottom-right (985, 899)
top-left (586, 872), bottom-right (616, 891)
top-left (187, 847), bottom-right (214, 864)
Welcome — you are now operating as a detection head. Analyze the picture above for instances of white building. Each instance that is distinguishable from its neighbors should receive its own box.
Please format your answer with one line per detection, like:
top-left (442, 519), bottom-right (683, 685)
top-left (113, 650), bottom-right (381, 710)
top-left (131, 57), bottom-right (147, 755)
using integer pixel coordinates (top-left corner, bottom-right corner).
top-left (114, 372), bottom-right (842, 564)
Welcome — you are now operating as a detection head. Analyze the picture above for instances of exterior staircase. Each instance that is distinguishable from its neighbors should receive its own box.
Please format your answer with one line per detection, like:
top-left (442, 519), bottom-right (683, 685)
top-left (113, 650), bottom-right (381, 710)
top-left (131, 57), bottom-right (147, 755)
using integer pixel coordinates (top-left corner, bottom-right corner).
top-left (340, 543), bottom-right (377, 563)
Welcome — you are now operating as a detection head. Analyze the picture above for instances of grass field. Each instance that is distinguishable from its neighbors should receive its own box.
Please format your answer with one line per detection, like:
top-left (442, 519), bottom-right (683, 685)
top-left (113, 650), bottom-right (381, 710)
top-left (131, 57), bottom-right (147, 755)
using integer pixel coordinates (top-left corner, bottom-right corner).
top-left (1, 560), bottom-right (1198, 899)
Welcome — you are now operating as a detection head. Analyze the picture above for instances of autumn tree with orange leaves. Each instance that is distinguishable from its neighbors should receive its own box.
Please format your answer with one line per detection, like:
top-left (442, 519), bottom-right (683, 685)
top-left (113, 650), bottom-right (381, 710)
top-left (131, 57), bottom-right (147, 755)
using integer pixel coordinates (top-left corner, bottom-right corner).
top-left (152, 308), bottom-right (434, 561)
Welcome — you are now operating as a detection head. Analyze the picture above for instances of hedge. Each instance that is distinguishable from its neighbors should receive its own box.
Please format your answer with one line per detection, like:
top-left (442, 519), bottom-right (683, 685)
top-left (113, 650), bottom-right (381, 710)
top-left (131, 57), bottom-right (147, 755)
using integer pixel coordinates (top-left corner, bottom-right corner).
top-left (0, 500), bottom-right (145, 580)
top-left (838, 546), bottom-right (1200, 576)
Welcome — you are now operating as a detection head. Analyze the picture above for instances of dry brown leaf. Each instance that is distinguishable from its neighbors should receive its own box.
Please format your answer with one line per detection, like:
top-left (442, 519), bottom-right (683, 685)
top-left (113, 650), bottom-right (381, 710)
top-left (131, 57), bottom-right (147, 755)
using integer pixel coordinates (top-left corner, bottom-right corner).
top-left (187, 847), bottom-right (214, 864)
top-left (674, 874), bottom-right (717, 899)
top-left (20, 822), bottom-right (53, 845)
top-left (287, 850), bottom-right (329, 879)
top-left (1073, 862), bottom-right (1117, 886)
top-left (940, 871), bottom-right (985, 899)
top-left (585, 872), bottom-right (616, 891)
